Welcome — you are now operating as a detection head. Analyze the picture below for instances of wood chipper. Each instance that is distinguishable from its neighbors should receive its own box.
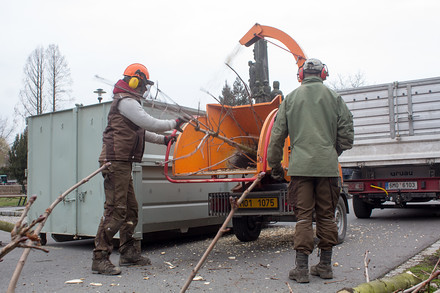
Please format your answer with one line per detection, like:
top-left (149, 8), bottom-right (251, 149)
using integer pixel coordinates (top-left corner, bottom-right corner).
top-left (164, 24), bottom-right (350, 243)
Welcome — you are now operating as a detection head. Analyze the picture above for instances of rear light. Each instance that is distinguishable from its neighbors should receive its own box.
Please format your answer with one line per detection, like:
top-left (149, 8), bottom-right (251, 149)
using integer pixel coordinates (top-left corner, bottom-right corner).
top-left (347, 182), bottom-right (365, 192)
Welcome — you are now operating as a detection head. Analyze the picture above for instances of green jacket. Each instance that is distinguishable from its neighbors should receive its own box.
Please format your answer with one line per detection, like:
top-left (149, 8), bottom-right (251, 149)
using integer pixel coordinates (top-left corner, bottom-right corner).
top-left (267, 76), bottom-right (354, 177)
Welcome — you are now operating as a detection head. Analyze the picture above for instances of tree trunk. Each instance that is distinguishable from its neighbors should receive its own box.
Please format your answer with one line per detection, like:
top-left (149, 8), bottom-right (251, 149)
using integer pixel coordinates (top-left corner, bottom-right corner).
top-left (0, 220), bottom-right (14, 233)
top-left (338, 272), bottom-right (421, 293)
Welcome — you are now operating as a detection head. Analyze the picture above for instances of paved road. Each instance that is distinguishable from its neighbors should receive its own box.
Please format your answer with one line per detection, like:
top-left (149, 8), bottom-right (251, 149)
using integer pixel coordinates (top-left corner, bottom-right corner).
top-left (1, 200), bottom-right (439, 292)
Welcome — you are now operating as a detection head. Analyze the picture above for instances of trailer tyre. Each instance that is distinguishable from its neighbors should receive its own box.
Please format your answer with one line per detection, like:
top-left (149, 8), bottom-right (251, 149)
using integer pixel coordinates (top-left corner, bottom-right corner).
top-left (233, 216), bottom-right (262, 242)
top-left (335, 196), bottom-right (347, 244)
top-left (51, 234), bottom-right (75, 242)
top-left (39, 233), bottom-right (47, 246)
top-left (353, 196), bottom-right (373, 219)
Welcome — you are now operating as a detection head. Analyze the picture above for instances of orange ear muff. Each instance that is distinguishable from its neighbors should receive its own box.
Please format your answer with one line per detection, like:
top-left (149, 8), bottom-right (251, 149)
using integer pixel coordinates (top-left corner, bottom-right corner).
top-left (129, 77), bottom-right (139, 89)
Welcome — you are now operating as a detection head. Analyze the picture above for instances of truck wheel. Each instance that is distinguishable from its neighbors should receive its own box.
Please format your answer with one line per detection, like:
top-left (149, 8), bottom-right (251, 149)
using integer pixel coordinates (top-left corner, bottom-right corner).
top-left (353, 196), bottom-right (373, 219)
top-left (232, 216), bottom-right (262, 242)
top-left (335, 196), bottom-right (347, 244)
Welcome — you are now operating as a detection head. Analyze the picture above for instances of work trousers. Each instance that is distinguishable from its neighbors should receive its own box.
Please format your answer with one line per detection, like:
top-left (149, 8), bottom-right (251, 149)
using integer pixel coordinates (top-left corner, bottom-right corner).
top-left (94, 161), bottom-right (138, 254)
top-left (289, 176), bottom-right (340, 254)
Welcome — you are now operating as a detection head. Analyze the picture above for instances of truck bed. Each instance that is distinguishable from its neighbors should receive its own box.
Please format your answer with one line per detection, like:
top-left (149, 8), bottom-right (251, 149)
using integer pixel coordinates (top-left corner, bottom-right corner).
top-left (338, 76), bottom-right (440, 167)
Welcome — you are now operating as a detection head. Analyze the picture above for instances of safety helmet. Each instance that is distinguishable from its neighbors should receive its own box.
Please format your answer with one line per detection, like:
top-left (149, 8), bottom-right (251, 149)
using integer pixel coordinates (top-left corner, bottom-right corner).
top-left (124, 63), bottom-right (150, 80)
top-left (123, 63), bottom-right (154, 90)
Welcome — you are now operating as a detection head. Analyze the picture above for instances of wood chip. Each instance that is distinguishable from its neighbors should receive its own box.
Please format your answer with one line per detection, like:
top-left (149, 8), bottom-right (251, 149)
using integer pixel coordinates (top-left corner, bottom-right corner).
top-left (193, 276), bottom-right (204, 281)
top-left (65, 279), bottom-right (83, 284)
top-left (90, 282), bottom-right (102, 286)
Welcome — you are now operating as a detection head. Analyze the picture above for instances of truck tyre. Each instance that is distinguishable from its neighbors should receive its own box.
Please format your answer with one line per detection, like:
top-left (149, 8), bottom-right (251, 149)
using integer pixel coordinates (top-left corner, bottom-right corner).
top-left (335, 196), bottom-right (347, 244)
top-left (233, 216), bottom-right (262, 242)
top-left (353, 196), bottom-right (373, 219)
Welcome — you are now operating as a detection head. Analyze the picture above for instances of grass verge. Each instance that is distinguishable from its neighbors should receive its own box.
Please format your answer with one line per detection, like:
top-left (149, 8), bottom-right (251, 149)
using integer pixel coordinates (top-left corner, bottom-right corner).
top-left (0, 197), bottom-right (22, 207)
top-left (408, 248), bottom-right (440, 291)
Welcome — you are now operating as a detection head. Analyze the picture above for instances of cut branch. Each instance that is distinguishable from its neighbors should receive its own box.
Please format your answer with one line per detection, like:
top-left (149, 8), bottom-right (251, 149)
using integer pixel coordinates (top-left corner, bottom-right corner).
top-left (0, 195), bottom-right (38, 260)
top-left (364, 250), bottom-right (370, 283)
top-left (189, 121), bottom-right (257, 157)
top-left (5, 163), bottom-right (110, 293)
top-left (180, 172), bottom-right (265, 292)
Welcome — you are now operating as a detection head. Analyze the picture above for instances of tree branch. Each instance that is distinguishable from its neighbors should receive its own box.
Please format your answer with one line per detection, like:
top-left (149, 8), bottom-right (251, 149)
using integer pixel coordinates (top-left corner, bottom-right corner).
top-left (5, 163), bottom-right (110, 293)
top-left (180, 172), bottom-right (265, 292)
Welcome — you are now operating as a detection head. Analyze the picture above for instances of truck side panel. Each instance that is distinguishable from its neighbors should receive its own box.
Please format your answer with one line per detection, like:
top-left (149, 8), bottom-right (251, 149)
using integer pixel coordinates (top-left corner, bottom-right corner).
top-left (339, 77), bottom-right (440, 167)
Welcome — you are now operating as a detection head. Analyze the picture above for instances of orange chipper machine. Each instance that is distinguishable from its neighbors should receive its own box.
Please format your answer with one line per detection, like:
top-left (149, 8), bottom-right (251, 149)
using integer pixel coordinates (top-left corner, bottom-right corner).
top-left (164, 24), bottom-right (308, 184)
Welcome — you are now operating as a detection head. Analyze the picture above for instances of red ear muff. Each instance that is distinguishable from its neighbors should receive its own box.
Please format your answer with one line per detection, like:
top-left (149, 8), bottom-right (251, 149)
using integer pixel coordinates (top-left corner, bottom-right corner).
top-left (297, 66), bottom-right (304, 82)
top-left (320, 65), bottom-right (329, 80)
top-left (298, 63), bottom-right (328, 82)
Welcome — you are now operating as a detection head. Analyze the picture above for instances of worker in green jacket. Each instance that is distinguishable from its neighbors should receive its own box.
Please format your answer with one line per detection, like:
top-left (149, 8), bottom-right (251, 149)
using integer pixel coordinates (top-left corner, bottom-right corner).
top-left (267, 58), bottom-right (354, 283)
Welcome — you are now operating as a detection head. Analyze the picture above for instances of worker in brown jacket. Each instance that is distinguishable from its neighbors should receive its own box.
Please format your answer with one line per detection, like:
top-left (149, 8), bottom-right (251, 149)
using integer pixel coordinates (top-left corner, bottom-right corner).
top-left (267, 58), bottom-right (353, 283)
top-left (92, 63), bottom-right (186, 275)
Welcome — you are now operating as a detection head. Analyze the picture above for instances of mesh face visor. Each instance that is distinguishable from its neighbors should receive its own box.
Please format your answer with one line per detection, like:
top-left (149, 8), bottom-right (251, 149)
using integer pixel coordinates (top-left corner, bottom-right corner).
top-left (135, 70), bottom-right (154, 87)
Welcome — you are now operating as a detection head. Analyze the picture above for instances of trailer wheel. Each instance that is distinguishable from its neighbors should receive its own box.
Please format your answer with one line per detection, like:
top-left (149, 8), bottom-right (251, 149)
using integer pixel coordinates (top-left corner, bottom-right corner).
top-left (39, 233), bottom-right (47, 246)
top-left (51, 234), bottom-right (75, 242)
top-left (353, 196), bottom-right (373, 219)
top-left (335, 196), bottom-right (347, 244)
top-left (232, 216), bottom-right (262, 242)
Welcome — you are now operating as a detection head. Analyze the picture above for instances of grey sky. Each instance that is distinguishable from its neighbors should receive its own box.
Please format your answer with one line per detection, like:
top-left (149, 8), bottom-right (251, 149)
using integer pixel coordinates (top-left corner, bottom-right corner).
top-left (1, 0), bottom-right (439, 135)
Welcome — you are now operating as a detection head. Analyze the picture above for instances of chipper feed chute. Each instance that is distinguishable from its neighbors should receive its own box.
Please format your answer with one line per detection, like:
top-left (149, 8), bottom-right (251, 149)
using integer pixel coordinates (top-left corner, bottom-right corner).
top-left (165, 96), bottom-right (290, 183)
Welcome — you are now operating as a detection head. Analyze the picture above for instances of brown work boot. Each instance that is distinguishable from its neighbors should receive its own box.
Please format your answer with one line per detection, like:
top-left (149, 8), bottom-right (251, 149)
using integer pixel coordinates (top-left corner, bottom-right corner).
top-left (92, 251), bottom-right (121, 275)
top-left (119, 241), bottom-right (151, 266)
top-left (288, 251), bottom-right (309, 283)
top-left (311, 249), bottom-right (333, 279)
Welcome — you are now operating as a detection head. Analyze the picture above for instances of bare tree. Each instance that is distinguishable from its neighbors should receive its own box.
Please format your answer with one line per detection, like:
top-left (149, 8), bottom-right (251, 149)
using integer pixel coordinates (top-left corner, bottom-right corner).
top-left (16, 45), bottom-right (73, 117)
top-left (46, 44), bottom-right (72, 112)
top-left (18, 47), bottom-right (46, 117)
top-left (327, 70), bottom-right (367, 91)
top-left (0, 137), bottom-right (9, 168)
top-left (0, 116), bottom-right (13, 141)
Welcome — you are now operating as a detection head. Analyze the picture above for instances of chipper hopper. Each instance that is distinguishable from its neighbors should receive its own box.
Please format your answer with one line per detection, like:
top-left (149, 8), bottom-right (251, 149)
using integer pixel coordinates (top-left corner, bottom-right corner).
top-left (165, 96), bottom-right (288, 183)
top-left (164, 24), bottom-right (349, 243)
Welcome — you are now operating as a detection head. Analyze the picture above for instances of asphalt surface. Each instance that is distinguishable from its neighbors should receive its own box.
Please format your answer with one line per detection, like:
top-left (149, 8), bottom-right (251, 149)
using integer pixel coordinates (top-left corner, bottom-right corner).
top-left (1, 200), bottom-right (440, 293)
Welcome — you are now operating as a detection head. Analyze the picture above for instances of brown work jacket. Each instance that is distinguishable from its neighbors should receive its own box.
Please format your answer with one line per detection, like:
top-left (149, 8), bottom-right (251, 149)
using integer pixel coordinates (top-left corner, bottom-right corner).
top-left (99, 93), bottom-right (145, 163)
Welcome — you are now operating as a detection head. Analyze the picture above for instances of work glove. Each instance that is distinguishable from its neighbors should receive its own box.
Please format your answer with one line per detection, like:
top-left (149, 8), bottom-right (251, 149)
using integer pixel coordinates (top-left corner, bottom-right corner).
top-left (271, 164), bottom-right (285, 181)
top-left (175, 117), bottom-right (188, 132)
top-left (164, 134), bottom-right (177, 146)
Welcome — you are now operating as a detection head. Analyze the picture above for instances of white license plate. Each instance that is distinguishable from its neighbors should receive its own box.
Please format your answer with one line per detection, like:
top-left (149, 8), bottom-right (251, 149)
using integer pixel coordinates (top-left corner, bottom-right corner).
top-left (385, 181), bottom-right (418, 190)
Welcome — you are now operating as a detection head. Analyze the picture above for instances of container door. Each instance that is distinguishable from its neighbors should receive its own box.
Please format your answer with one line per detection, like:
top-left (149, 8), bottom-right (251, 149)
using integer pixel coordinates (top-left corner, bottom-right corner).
top-left (28, 110), bottom-right (78, 235)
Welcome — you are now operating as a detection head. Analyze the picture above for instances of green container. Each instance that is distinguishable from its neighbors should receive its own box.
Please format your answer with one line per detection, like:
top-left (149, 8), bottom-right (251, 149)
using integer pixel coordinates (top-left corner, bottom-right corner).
top-left (27, 101), bottom-right (231, 241)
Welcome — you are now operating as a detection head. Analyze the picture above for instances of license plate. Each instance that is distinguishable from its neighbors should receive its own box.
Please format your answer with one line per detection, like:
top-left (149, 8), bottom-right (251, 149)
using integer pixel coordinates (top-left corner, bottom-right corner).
top-left (385, 181), bottom-right (418, 190)
top-left (239, 198), bottom-right (278, 209)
